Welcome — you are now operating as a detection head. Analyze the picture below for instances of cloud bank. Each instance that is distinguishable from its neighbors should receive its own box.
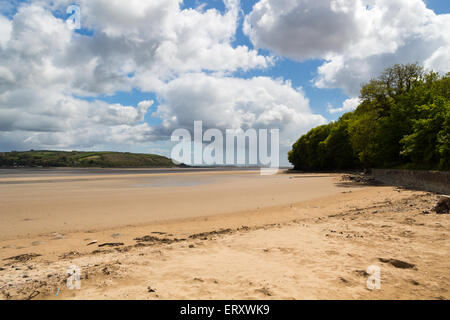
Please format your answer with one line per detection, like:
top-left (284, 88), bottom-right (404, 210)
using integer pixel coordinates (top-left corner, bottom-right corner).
top-left (245, 0), bottom-right (450, 96)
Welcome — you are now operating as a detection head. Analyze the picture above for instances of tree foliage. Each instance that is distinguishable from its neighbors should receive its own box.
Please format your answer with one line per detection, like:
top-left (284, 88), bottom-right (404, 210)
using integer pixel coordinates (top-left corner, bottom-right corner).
top-left (289, 64), bottom-right (450, 171)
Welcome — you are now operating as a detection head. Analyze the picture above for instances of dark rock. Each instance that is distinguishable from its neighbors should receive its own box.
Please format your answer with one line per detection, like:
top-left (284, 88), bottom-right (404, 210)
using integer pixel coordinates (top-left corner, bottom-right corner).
top-left (98, 242), bottom-right (124, 247)
top-left (115, 246), bottom-right (131, 253)
top-left (134, 235), bottom-right (160, 242)
top-left (189, 229), bottom-right (233, 239)
top-left (27, 291), bottom-right (40, 300)
top-left (60, 251), bottom-right (80, 259)
top-left (433, 197), bottom-right (450, 214)
top-left (339, 277), bottom-right (349, 283)
top-left (342, 174), bottom-right (380, 186)
top-left (355, 270), bottom-right (369, 277)
top-left (92, 249), bottom-right (113, 255)
top-left (134, 235), bottom-right (181, 244)
top-left (379, 258), bottom-right (416, 269)
top-left (4, 253), bottom-right (41, 263)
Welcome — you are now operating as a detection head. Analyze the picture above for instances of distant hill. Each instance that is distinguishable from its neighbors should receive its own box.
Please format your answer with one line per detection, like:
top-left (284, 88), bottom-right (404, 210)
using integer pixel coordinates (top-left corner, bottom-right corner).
top-left (0, 150), bottom-right (177, 168)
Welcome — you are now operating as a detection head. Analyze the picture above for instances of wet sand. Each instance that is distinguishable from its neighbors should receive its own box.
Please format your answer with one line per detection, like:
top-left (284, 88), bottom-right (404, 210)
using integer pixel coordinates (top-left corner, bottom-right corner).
top-left (0, 170), bottom-right (341, 240)
top-left (0, 170), bottom-right (448, 300)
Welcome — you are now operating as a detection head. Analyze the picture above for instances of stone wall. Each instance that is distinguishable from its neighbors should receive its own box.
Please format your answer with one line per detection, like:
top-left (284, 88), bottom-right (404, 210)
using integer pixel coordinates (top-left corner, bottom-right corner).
top-left (371, 169), bottom-right (450, 195)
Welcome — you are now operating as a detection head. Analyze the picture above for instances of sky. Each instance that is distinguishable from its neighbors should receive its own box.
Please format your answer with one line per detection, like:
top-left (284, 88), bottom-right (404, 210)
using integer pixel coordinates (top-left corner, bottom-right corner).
top-left (0, 0), bottom-right (449, 166)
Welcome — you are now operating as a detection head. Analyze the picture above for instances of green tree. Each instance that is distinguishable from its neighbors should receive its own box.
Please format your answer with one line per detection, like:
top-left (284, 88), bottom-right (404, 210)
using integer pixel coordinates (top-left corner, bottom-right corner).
top-left (289, 64), bottom-right (449, 171)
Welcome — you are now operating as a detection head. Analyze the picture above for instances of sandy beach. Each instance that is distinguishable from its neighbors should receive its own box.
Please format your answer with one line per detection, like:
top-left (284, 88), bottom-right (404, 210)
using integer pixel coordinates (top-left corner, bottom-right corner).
top-left (0, 170), bottom-right (448, 300)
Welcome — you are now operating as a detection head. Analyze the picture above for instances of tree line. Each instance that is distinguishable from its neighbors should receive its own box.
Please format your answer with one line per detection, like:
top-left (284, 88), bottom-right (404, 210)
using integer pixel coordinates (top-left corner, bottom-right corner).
top-left (288, 64), bottom-right (449, 171)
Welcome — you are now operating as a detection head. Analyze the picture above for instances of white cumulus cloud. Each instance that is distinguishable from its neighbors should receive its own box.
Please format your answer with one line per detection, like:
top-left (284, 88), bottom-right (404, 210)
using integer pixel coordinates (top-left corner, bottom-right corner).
top-left (327, 97), bottom-right (361, 114)
top-left (0, 0), bottom-right (275, 152)
top-left (245, 0), bottom-right (450, 95)
top-left (154, 73), bottom-right (327, 147)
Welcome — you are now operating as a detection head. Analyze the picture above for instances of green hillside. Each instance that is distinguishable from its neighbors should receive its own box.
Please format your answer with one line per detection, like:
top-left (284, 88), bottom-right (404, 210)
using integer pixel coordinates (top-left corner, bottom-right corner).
top-left (0, 150), bottom-right (176, 168)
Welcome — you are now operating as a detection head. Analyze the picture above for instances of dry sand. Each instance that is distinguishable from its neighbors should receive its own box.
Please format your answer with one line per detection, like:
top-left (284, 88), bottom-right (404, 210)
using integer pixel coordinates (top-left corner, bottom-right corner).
top-left (0, 170), bottom-right (448, 300)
